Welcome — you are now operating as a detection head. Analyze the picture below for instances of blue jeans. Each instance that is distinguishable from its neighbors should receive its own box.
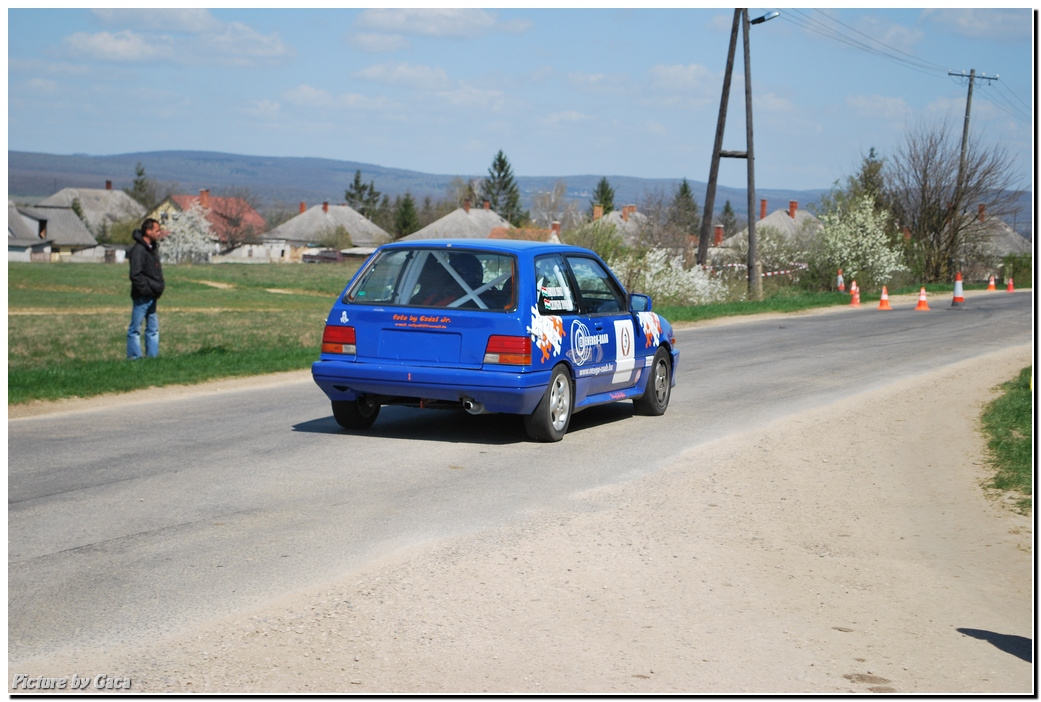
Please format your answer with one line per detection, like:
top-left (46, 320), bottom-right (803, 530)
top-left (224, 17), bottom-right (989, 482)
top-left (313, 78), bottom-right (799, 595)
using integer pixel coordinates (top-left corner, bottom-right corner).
top-left (127, 296), bottom-right (159, 359)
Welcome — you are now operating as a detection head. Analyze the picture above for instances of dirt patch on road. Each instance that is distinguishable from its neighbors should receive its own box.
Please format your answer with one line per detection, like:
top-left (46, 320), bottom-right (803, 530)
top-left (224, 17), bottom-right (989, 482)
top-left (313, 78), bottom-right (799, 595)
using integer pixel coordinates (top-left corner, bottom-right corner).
top-left (11, 344), bottom-right (1032, 694)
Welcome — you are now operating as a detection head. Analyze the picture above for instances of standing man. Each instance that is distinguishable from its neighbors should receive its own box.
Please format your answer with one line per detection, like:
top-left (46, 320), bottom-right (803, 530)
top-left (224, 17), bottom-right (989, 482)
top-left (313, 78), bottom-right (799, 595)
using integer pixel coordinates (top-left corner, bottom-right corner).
top-left (127, 218), bottom-right (166, 359)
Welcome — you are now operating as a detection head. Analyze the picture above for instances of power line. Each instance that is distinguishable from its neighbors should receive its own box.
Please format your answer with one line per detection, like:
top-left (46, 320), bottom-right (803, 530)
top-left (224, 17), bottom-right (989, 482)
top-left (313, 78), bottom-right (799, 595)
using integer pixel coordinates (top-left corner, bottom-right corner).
top-left (772, 8), bottom-right (1031, 121)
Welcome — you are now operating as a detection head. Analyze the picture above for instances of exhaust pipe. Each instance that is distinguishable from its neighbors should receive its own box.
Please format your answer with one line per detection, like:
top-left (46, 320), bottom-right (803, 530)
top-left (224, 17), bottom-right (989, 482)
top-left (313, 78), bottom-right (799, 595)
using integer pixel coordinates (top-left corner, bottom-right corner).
top-left (462, 397), bottom-right (484, 415)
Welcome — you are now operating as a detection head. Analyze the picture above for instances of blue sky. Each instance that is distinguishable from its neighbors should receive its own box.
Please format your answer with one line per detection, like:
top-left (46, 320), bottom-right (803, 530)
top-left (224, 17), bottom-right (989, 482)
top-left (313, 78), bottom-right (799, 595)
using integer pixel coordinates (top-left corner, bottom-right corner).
top-left (7, 7), bottom-right (1035, 191)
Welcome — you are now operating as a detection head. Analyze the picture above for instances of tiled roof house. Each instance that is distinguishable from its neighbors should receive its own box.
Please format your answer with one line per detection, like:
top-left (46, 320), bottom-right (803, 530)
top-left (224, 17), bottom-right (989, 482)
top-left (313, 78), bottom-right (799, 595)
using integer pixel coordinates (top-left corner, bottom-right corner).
top-left (149, 189), bottom-right (266, 248)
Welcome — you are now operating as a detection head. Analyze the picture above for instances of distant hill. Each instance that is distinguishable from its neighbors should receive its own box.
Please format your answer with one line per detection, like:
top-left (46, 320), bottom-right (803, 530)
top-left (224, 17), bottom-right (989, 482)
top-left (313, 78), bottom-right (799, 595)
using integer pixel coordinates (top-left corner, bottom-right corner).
top-left (8, 150), bottom-right (828, 222)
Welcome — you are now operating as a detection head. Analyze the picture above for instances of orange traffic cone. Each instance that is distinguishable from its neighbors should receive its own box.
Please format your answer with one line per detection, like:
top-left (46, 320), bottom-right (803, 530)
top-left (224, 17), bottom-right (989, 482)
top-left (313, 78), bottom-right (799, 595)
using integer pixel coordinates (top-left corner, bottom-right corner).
top-left (951, 272), bottom-right (965, 307)
top-left (914, 287), bottom-right (930, 311)
top-left (877, 286), bottom-right (892, 310)
top-left (849, 280), bottom-right (860, 307)
top-left (987, 275), bottom-right (996, 291)
top-left (836, 268), bottom-right (845, 293)
top-left (1007, 277), bottom-right (1015, 293)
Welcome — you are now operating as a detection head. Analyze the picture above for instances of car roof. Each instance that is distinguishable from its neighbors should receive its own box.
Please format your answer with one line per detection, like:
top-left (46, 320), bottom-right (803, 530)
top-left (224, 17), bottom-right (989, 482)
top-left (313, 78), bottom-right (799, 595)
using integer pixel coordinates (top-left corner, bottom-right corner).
top-left (378, 238), bottom-right (590, 257)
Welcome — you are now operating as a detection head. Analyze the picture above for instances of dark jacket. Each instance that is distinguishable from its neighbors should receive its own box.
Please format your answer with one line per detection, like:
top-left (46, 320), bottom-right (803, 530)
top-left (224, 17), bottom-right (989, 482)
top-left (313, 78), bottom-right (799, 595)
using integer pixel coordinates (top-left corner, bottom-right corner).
top-left (129, 229), bottom-right (165, 300)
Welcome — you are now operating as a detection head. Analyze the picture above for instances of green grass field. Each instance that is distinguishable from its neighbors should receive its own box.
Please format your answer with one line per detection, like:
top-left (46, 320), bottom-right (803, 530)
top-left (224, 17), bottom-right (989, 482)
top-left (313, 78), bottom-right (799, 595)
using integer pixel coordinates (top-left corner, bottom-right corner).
top-left (8, 261), bottom-right (360, 404)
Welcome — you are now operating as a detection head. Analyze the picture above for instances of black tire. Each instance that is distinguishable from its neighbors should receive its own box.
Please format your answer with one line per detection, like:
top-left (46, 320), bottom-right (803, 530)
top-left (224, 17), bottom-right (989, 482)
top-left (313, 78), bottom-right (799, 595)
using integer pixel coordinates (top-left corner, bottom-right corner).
top-left (524, 365), bottom-right (572, 442)
top-left (332, 397), bottom-right (380, 430)
top-left (633, 347), bottom-right (671, 416)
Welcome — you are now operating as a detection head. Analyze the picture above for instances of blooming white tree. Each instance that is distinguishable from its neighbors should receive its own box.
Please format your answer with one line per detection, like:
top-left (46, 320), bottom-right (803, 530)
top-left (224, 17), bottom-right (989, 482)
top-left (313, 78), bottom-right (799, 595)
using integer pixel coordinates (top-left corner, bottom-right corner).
top-left (610, 248), bottom-right (726, 306)
top-left (816, 195), bottom-right (905, 290)
top-left (161, 203), bottom-right (214, 264)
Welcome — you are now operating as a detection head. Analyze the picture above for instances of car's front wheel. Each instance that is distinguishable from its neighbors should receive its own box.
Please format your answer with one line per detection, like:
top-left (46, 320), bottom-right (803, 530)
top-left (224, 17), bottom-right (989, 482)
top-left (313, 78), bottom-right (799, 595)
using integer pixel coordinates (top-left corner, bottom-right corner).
top-left (633, 347), bottom-right (671, 416)
top-left (332, 396), bottom-right (381, 430)
top-left (524, 365), bottom-right (572, 442)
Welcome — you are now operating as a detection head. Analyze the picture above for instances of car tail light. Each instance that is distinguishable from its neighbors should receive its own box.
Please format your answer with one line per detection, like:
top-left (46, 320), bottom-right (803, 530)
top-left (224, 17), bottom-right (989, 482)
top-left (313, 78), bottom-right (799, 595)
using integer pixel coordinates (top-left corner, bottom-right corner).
top-left (322, 325), bottom-right (356, 355)
top-left (484, 335), bottom-right (531, 365)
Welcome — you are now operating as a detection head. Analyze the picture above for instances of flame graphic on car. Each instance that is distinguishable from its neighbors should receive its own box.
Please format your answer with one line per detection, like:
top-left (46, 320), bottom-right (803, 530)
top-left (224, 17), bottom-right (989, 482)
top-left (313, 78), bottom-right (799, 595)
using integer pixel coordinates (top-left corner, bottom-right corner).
top-left (528, 306), bottom-right (565, 362)
top-left (637, 311), bottom-right (662, 347)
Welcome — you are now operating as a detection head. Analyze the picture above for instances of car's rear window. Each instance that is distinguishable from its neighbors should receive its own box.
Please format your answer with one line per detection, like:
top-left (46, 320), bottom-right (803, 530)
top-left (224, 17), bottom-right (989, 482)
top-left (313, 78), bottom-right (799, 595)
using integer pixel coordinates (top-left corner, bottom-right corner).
top-left (346, 248), bottom-right (517, 310)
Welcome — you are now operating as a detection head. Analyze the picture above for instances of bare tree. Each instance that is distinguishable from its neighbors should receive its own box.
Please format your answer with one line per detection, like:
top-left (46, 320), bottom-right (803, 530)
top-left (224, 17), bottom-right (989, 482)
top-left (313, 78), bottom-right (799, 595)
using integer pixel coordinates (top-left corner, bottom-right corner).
top-left (530, 180), bottom-right (583, 230)
top-left (885, 119), bottom-right (1023, 282)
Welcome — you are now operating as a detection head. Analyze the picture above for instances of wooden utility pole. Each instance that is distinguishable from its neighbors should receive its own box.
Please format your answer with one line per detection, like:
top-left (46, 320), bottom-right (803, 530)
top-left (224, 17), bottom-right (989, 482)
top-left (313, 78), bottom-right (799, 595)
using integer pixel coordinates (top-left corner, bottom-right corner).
top-left (696, 10), bottom-right (741, 269)
top-left (948, 68), bottom-right (998, 280)
top-left (696, 8), bottom-right (774, 300)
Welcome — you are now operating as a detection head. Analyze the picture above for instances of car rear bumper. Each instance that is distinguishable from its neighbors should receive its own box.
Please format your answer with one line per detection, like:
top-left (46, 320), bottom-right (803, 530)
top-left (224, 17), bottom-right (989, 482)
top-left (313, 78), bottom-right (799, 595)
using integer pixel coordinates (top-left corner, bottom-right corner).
top-left (312, 358), bottom-right (551, 415)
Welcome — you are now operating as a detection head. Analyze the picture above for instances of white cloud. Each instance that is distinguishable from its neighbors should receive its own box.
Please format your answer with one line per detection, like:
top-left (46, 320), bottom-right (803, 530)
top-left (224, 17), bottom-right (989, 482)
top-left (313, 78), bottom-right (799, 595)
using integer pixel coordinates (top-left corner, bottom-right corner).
top-left (347, 32), bottom-right (410, 53)
top-left (567, 71), bottom-right (627, 96)
top-left (207, 21), bottom-right (293, 65)
top-left (245, 99), bottom-right (281, 118)
top-left (355, 9), bottom-right (499, 39)
top-left (435, 82), bottom-right (508, 110)
top-left (756, 92), bottom-right (796, 114)
top-left (646, 63), bottom-right (716, 94)
top-left (91, 8), bottom-right (222, 33)
top-left (853, 15), bottom-right (923, 55)
top-left (282, 84), bottom-right (391, 111)
top-left (542, 110), bottom-right (592, 125)
top-left (921, 9), bottom-right (1032, 42)
top-left (24, 78), bottom-right (58, 95)
top-left (63, 30), bottom-right (173, 62)
top-left (352, 62), bottom-right (451, 91)
top-left (65, 14), bottom-right (291, 67)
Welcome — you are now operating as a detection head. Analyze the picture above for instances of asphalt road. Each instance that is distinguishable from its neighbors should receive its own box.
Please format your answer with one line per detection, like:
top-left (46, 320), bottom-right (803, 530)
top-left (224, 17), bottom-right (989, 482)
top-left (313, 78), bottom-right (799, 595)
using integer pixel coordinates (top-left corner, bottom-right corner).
top-left (8, 290), bottom-right (1033, 663)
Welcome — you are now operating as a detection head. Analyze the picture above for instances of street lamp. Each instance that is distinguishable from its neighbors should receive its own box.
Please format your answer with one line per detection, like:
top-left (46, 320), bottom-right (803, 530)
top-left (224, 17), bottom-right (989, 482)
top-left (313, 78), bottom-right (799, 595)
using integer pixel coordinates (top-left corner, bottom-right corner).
top-left (696, 8), bottom-right (778, 300)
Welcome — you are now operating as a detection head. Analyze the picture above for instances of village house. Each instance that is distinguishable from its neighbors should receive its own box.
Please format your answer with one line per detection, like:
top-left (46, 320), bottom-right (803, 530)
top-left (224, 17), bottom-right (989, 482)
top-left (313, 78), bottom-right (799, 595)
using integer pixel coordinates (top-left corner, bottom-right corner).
top-left (262, 201), bottom-right (391, 263)
top-left (38, 180), bottom-right (145, 239)
top-left (401, 200), bottom-right (512, 241)
top-left (9, 202), bottom-right (97, 262)
top-left (148, 189), bottom-right (266, 254)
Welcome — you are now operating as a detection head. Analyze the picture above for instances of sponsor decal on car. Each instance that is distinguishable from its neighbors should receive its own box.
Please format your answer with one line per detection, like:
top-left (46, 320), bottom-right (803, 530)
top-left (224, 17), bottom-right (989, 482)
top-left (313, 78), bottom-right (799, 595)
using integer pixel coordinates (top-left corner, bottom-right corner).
top-left (611, 319), bottom-right (636, 384)
top-left (568, 319), bottom-right (607, 367)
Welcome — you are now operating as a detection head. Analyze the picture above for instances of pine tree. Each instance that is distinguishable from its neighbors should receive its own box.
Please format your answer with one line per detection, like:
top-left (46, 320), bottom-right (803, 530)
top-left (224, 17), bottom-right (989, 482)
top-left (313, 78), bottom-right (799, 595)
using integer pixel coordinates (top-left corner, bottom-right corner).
top-left (125, 162), bottom-right (160, 209)
top-left (480, 150), bottom-right (526, 226)
top-left (668, 178), bottom-right (700, 239)
top-left (393, 193), bottom-right (419, 239)
top-left (720, 200), bottom-right (738, 238)
top-left (589, 177), bottom-right (615, 218)
top-left (344, 170), bottom-right (381, 218)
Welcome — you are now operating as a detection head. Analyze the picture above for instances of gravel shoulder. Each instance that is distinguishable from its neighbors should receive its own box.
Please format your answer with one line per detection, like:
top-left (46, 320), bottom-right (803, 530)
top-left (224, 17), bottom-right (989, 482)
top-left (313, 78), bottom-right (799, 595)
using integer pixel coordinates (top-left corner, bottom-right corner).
top-left (9, 338), bottom-right (1032, 694)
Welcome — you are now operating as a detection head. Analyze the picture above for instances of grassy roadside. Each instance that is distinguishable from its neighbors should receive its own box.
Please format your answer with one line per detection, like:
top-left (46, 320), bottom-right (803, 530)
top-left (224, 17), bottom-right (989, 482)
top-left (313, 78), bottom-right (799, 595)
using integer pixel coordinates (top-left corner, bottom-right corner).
top-left (5, 262), bottom-right (976, 405)
top-left (980, 367), bottom-right (1034, 513)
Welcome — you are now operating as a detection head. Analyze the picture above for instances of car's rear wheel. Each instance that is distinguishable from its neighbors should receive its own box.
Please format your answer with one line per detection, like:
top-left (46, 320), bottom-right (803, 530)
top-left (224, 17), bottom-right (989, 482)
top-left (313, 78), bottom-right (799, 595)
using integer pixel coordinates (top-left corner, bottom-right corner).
top-left (633, 347), bottom-right (671, 416)
top-left (524, 365), bottom-right (572, 442)
top-left (332, 396), bottom-right (381, 430)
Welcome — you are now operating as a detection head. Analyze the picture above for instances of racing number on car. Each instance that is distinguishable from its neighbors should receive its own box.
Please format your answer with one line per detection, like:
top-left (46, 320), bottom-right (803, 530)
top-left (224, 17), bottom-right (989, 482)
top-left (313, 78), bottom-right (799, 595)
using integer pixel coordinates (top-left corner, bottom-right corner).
top-left (612, 319), bottom-right (636, 385)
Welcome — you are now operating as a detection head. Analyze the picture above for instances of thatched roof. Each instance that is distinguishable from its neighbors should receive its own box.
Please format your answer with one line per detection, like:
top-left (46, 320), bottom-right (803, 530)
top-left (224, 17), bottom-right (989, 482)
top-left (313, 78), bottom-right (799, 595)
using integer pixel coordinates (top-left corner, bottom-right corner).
top-left (39, 187), bottom-right (145, 234)
top-left (265, 204), bottom-right (390, 246)
top-left (401, 205), bottom-right (511, 240)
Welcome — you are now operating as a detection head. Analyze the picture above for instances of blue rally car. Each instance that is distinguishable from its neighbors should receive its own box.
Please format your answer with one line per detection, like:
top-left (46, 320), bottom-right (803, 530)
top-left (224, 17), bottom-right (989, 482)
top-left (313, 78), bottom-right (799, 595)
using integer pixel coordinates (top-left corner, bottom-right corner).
top-left (312, 239), bottom-right (679, 442)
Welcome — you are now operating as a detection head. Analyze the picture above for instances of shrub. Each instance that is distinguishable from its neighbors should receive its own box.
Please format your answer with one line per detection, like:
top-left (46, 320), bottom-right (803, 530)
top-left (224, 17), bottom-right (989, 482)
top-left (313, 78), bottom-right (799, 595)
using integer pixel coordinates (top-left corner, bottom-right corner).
top-left (609, 248), bottom-right (726, 306)
top-left (813, 195), bottom-right (906, 291)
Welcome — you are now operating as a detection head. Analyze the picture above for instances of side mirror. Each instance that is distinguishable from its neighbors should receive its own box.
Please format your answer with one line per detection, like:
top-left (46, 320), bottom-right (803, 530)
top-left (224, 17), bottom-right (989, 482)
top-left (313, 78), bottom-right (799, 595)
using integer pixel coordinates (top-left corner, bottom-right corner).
top-left (629, 293), bottom-right (652, 312)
